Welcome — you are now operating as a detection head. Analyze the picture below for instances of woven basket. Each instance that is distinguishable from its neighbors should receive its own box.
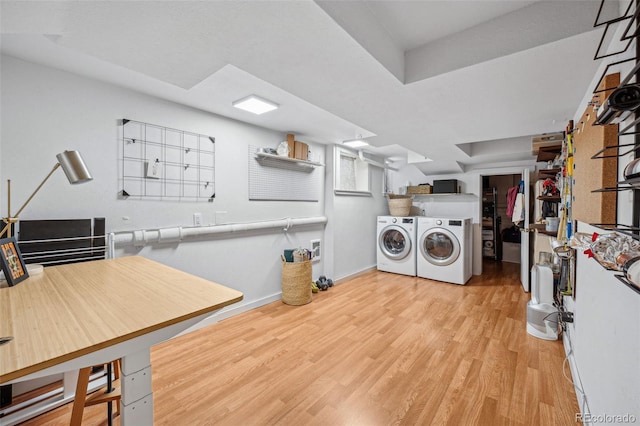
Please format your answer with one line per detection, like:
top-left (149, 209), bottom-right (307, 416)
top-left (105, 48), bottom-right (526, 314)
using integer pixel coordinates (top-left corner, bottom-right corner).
top-left (281, 260), bottom-right (312, 305)
top-left (387, 196), bottom-right (413, 216)
top-left (406, 185), bottom-right (432, 194)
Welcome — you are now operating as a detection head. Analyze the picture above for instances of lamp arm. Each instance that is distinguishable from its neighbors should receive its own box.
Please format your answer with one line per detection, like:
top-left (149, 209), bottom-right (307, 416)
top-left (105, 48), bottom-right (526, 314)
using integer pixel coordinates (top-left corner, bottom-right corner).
top-left (0, 221), bottom-right (11, 239)
top-left (12, 163), bottom-right (61, 219)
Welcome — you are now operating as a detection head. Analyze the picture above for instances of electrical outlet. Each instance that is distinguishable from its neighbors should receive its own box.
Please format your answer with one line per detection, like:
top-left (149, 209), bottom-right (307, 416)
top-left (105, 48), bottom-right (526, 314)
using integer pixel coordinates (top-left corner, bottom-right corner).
top-left (560, 311), bottom-right (574, 323)
top-left (193, 212), bottom-right (202, 226)
top-left (310, 239), bottom-right (321, 262)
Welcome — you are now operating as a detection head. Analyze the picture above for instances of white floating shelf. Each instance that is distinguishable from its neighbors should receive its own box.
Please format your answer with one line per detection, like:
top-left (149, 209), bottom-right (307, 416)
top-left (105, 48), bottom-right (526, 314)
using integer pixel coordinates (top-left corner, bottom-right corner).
top-left (255, 151), bottom-right (324, 167)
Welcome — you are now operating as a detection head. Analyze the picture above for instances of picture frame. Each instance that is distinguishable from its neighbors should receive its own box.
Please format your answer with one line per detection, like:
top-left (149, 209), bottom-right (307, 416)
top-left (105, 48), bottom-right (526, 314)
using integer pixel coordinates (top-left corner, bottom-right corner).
top-left (0, 237), bottom-right (29, 286)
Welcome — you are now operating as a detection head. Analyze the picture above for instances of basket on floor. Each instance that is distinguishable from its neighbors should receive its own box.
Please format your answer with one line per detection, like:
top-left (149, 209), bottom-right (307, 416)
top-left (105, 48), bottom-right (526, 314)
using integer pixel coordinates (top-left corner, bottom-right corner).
top-left (281, 260), bottom-right (312, 305)
top-left (387, 195), bottom-right (413, 216)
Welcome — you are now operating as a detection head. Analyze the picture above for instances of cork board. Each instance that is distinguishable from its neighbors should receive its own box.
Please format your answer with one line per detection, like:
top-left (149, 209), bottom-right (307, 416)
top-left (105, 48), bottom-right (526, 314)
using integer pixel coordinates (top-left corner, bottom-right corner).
top-left (572, 73), bottom-right (619, 224)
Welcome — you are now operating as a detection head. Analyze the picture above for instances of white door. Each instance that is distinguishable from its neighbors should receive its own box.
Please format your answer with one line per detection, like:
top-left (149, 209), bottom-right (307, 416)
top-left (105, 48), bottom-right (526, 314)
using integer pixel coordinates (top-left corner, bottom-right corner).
top-left (520, 168), bottom-right (530, 292)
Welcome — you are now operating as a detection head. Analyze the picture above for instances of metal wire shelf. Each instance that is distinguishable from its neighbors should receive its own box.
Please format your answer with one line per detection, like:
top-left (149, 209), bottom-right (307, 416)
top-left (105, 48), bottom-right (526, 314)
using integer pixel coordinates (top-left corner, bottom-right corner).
top-left (614, 274), bottom-right (640, 295)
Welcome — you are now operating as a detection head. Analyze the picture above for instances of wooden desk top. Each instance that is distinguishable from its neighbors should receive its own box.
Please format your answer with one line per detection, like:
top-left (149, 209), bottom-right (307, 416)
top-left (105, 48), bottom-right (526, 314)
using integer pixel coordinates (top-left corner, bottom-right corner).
top-left (0, 256), bottom-right (243, 383)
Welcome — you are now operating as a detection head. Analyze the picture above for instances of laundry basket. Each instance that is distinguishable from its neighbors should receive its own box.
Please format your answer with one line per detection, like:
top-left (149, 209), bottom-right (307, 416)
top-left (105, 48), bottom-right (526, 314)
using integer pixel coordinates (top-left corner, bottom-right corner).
top-left (281, 259), bottom-right (312, 305)
top-left (387, 194), bottom-right (413, 216)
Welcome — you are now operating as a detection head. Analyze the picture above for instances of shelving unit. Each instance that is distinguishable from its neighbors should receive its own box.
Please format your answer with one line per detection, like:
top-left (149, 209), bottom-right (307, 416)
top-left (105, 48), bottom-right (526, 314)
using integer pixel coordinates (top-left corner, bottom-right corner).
top-left (615, 274), bottom-right (640, 295)
top-left (537, 195), bottom-right (562, 202)
top-left (536, 145), bottom-right (562, 162)
top-left (587, 0), bottom-right (640, 299)
top-left (482, 188), bottom-right (500, 260)
top-left (412, 193), bottom-right (476, 198)
top-left (535, 145), bottom-right (563, 223)
top-left (255, 151), bottom-right (324, 168)
top-left (537, 168), bottom-right (561, 179)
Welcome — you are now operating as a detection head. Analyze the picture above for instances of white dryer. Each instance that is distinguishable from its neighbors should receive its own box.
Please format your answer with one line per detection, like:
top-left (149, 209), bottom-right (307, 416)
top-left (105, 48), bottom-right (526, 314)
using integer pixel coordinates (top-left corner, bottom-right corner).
top-left (417, 217), bottom-right (472, 285)
top-left (376, 216), bottom-right (417, 276)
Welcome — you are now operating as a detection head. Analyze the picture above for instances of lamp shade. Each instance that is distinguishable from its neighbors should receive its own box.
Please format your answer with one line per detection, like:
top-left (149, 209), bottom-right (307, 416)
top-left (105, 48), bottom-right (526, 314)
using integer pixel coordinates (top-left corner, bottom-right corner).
top-left (56, 150), bottom-right (92, 184)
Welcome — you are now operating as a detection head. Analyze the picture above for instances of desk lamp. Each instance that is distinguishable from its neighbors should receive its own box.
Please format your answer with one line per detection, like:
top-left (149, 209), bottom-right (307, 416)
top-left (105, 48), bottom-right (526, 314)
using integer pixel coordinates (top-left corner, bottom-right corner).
top-left (0, 150), bottom-right (92, 238)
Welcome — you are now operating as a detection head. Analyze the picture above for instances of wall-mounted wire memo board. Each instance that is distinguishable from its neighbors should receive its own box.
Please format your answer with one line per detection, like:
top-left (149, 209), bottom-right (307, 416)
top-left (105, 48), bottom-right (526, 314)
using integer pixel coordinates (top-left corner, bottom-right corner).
top-left (119, 119), bottom-right (215, 202)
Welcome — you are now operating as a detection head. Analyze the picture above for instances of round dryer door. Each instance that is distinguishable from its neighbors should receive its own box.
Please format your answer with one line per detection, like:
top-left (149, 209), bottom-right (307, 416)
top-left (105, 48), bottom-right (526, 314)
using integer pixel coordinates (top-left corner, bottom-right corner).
top-left (420, 228), bottom-right (460, 266)
top-left (379, 226), bottom-right (412, 260)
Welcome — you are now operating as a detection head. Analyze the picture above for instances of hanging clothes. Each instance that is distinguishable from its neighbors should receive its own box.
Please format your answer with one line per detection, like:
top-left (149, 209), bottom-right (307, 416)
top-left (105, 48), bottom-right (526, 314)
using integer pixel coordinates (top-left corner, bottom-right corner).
top-left (512, 193), bottom-right (525, 225)
top-left (506, 185), bottom-right (519, 217)
top-left (511, 180), bottom-right (525, 226)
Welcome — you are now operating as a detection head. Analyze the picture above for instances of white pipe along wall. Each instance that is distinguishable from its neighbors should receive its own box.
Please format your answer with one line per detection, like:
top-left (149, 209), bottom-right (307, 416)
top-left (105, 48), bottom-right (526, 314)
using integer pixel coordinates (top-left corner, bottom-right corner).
top-left (111, 216), bottom-right (328, 248)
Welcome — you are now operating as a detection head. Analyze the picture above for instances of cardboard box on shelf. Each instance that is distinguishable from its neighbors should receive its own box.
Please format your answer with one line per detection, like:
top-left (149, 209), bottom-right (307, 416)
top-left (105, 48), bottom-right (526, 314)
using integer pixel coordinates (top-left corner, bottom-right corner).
top-left (294, 141), bottom-right (308, 160)
top-left (286, 134), bottom-right (295, 158)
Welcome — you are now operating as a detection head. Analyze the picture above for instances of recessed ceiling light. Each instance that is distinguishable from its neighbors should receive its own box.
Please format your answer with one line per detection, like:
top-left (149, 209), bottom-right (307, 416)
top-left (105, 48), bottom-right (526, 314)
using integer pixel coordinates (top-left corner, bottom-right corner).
top-left (343, 138), bottom-right (369, 148)
top-left (232, 95), bottom-right (279, 115)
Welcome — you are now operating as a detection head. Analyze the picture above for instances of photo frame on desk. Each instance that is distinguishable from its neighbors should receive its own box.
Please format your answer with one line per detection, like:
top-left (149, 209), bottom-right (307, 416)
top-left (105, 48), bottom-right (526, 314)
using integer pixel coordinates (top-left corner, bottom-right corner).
top-left (0, 237), bottom-right (29, 286)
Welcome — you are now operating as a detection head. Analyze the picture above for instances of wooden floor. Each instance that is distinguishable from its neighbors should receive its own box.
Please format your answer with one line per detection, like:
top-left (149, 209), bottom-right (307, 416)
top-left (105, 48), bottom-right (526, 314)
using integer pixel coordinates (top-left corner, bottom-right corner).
top-left (20, 260), bottom-right (579, 425)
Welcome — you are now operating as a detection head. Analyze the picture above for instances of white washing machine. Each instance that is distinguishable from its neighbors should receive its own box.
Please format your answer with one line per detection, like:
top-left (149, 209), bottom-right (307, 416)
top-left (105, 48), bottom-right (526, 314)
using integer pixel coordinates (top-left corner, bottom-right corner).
top-left (417, 217), bottom-right (472, 285)
top-left (376, 216), bottom-right (417, 276)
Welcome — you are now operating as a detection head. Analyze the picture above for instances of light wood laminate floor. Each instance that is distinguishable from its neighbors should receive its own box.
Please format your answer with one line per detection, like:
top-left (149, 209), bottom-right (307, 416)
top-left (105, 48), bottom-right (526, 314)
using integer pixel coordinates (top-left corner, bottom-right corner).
top-left (19, 260), bottom-right (579, 425)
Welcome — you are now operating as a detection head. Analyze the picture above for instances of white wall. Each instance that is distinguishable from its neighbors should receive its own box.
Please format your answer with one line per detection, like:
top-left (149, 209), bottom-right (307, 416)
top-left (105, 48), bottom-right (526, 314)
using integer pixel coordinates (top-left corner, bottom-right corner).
top-left (0, 55), bottom-right (329, 319)
top-left (1, 55), bottom-right (390, 319)
top-left (324, 145), bottom-right (387, 280)
top-left (565, 223), bottom-right (640, 421)
top-left (562, 31), bottom-right (639, 421)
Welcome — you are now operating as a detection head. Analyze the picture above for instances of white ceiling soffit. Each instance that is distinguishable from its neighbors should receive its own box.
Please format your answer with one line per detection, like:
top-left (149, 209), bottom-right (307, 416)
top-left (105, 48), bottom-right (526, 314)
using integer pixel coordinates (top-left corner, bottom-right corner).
top-left (456, 135), bottom-right (535, 158)
top-left (315, 0), bottom-right (615, 84)
top-left (0, 1), bottom-right (620, 175)
top-left (413, 160), bottom-right (465, 176)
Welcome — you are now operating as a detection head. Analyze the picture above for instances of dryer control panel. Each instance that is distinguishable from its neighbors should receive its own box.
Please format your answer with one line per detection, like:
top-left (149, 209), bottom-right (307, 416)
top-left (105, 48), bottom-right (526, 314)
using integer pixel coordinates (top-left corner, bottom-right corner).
top-left (449, 220), bottom-right (462, 226)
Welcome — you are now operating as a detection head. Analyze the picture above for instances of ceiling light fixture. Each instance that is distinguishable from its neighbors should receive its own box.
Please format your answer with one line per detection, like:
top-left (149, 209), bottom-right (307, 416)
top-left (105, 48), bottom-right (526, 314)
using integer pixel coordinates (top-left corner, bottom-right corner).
top-left (232, 95), bottom-right (279, 115)
top-left (343, 136), bottom-right (369, 148)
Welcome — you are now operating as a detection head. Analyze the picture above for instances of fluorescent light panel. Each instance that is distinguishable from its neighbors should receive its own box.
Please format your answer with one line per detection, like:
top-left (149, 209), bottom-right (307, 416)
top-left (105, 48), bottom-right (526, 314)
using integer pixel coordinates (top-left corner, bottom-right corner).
top-left (343, 139), bottom-right (369, 148)
top-left (232, 95), bottom-right (279, 115)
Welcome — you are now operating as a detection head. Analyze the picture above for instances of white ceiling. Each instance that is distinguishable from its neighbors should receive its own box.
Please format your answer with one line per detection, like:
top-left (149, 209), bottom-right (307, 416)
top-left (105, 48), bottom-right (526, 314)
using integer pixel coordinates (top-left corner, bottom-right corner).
top-left (0, 1), bottom-right (625, 174)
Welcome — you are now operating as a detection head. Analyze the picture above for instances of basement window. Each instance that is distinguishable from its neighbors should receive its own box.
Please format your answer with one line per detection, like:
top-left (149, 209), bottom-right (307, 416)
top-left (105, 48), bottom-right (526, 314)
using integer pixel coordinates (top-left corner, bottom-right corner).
top-left (334, 147), bottom-right (371, 196)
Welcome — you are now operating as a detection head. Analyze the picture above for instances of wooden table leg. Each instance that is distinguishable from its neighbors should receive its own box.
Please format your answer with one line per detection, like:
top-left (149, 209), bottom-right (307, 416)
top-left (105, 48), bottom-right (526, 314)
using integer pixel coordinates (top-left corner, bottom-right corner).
top-left (70, 367), bottom-right (91, 426)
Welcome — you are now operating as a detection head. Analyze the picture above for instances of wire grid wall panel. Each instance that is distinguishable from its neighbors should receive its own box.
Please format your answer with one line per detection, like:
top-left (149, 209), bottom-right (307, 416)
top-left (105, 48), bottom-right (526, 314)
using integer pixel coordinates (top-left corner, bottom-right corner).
top-left (120, 119), bottom-right (215, 201)
top-left (248, 145), bottom-right (322, 201)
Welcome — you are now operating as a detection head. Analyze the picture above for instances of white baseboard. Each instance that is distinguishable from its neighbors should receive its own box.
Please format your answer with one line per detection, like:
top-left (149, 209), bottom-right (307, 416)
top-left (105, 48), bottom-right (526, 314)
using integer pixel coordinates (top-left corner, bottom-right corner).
top-left (335, 265), bottom-right (376, 284)
top-left (176, 292), bottom-right (283, 336)
top-left (563, 331), bottom-right (590, 425)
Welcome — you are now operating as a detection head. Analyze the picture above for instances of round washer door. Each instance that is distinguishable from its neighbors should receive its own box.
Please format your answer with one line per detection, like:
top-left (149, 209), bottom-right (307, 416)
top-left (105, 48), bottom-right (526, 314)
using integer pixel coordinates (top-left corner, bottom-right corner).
top-left (379, 225), bottom-right (412, 260)
top-left (420, 227), bottom-right (460, 266)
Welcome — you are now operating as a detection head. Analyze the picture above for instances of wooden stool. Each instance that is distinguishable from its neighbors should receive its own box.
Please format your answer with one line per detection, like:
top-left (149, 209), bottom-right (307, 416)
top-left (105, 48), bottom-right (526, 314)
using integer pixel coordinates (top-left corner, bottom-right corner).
top-left (70, 360), bottom-right (121, 426)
